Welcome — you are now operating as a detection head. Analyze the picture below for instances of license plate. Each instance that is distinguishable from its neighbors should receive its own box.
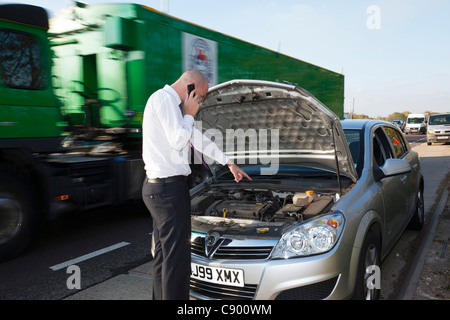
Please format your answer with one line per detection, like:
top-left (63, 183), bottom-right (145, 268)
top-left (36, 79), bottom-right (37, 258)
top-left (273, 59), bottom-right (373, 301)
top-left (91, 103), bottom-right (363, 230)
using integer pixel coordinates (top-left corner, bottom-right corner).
top-left (191, 262), bottom-right (244, 287)
top-left (437, 136), bottom-right (448, 139)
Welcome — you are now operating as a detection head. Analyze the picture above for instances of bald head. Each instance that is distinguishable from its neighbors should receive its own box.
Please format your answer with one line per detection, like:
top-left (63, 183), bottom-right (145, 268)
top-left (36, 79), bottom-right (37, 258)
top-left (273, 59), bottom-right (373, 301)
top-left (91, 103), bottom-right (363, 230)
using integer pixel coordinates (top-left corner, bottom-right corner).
top-left (171, 70), bottom-right (209, 102)
top-left (181, 70), bottom-right (207, 86)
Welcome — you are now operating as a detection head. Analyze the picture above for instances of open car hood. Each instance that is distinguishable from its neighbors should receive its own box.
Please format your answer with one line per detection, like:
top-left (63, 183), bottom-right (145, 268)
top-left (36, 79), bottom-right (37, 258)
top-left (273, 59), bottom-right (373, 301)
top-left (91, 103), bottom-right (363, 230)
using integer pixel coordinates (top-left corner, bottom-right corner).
top-left (196, 80), bottom-right (358, 183)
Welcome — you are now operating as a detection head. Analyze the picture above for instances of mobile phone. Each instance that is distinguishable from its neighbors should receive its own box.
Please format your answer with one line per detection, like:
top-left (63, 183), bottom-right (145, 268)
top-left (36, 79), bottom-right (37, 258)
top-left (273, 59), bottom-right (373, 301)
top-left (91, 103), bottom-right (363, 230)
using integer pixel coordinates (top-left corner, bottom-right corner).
top-left (187, 84), bottom-right (196, 97)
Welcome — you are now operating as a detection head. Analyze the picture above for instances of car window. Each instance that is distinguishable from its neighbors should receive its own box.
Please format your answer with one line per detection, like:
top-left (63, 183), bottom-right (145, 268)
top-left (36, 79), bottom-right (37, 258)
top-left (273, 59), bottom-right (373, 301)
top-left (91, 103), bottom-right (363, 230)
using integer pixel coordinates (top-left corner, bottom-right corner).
top-left (384, 127), bottom-right (408, 158)
top-left (373, 128), bottom-right (393, 167)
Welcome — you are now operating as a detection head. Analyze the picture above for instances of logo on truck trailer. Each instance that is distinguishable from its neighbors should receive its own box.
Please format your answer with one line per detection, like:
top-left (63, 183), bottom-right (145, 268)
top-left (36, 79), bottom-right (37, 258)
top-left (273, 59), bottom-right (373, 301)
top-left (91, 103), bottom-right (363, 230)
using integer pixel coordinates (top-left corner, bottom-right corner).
top-left (183, 32), bottom-right (217, 87)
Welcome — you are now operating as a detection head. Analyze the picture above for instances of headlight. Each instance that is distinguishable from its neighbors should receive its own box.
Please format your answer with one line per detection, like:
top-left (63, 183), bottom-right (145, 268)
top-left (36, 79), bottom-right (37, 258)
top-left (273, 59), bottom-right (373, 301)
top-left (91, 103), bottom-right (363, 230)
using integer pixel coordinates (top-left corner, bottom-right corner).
top-left (271, 213), bottom-right (344, 259)
top-left (428, 130), bottom-right (434, 134)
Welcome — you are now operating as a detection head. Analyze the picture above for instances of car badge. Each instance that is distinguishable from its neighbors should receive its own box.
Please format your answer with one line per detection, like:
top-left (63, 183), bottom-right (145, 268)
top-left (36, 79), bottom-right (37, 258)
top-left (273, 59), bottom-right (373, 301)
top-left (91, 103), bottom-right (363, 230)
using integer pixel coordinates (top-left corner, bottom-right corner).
top-left (205, 231), bottom-right (221, 258)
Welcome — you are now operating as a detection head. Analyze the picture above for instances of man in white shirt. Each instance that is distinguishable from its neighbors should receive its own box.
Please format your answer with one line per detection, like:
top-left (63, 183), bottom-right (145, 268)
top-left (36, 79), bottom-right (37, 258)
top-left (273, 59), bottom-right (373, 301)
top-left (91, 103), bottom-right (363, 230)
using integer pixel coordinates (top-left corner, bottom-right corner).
top-left (142, 70), bottom-right (251, 300)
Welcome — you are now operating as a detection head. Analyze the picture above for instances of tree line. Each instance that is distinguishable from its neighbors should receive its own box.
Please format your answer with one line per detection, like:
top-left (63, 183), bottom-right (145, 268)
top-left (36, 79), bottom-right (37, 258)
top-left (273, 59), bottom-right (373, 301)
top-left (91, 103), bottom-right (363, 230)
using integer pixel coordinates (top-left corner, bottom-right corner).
top-left (349, 111), bottom-right (441, 122)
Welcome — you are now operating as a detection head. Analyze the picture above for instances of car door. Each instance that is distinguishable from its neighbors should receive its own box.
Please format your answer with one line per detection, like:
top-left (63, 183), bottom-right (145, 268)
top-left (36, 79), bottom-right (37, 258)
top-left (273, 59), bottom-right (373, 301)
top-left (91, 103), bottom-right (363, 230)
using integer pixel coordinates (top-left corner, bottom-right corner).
top-left (383, 126), bottom-right (418, 230)
top-left (372, 127), bottom-right (409, 248)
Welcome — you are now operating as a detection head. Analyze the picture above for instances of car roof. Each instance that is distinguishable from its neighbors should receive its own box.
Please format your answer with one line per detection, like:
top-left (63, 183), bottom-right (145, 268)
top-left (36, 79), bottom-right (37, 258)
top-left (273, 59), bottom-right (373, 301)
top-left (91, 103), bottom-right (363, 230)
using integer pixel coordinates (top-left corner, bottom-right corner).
top-left (341, 119), bottom-right (389, 130)
top-left (429, 113), bottom-right (449, 117)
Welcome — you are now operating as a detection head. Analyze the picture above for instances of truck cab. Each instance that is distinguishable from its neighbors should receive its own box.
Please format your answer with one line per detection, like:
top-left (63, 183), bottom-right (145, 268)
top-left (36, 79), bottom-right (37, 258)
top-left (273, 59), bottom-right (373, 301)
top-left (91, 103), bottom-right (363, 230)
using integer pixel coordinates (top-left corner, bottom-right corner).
top-left (0, 4), bottom-right (64, 150)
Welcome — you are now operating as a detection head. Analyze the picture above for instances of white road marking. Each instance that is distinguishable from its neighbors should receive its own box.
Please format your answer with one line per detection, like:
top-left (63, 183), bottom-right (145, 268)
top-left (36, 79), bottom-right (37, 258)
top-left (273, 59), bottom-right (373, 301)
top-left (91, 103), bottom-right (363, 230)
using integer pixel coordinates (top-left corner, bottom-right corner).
top-left (49, 242), bottom-right (130, 271)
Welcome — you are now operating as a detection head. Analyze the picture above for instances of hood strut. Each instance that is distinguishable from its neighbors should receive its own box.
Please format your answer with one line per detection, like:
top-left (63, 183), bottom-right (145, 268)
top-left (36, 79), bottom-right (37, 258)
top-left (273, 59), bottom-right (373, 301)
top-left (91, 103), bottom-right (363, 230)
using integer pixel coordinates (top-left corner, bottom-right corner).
top-left (331, 121), bottom-right (343, 196)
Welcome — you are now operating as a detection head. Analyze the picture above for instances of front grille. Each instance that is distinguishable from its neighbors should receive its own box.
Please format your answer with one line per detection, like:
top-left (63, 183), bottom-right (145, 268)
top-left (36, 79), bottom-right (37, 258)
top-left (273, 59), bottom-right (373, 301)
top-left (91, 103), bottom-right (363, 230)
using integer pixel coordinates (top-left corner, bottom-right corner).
top-left (275, 276), bottom-right (339, 300)
top-left (191, 238), bottom-right (205, 256)
top-left (190, 279), bottom-right (257, 300)
top-left (191, 237), bottom-right (273, 260)
top-left (214, 246), bottom-right (273, 259)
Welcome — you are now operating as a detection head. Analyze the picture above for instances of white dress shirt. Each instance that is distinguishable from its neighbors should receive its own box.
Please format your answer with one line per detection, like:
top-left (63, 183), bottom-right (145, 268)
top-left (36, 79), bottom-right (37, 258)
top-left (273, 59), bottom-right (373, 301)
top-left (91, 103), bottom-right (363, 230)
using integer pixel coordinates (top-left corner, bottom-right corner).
top-left (142, 85), bottom-right (230, 179)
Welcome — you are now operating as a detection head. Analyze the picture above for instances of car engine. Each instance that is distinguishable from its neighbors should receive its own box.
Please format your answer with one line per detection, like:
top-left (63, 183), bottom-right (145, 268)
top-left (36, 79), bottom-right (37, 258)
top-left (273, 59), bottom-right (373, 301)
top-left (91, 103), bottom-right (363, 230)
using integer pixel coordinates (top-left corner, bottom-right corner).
top-left (191, 188), bottom-right (334, 224)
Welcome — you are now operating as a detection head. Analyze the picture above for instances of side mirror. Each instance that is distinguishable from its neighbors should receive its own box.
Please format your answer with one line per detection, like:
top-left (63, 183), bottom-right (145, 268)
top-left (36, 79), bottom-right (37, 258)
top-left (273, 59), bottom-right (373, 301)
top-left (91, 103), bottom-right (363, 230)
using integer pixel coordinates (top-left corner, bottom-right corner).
top-left (374, 158), bottom-right (412, 182)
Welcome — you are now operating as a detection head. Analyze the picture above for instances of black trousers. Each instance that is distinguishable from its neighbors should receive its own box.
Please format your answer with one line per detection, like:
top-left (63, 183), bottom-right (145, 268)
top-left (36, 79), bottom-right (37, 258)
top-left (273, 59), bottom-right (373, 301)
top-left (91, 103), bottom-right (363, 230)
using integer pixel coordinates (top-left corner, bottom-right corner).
top-left (142, 178), bottom-right (191, 300)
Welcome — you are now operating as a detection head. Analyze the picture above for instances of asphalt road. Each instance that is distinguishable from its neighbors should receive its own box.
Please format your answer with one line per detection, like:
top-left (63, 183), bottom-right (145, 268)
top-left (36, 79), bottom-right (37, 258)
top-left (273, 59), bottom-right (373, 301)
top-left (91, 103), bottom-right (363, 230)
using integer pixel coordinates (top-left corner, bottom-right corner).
top-left (0, 133), bottom-right (447, 300)
top-left (405, 133), bottom-right (427, 146)
top-left (0, 202), bottom-right (153, 299)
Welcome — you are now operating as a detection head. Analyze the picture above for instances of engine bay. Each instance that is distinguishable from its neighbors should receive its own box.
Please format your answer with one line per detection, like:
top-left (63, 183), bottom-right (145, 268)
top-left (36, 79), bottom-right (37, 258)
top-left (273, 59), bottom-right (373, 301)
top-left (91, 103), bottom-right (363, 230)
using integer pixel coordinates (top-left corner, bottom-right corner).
top-left (190, 186), bottom-right (338, 237)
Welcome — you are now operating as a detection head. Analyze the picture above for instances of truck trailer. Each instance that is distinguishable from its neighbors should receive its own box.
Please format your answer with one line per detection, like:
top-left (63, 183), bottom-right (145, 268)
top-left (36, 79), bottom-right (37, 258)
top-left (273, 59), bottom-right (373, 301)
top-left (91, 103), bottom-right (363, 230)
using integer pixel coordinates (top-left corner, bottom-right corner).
top-left (0, 3), bottom-right (344, 261)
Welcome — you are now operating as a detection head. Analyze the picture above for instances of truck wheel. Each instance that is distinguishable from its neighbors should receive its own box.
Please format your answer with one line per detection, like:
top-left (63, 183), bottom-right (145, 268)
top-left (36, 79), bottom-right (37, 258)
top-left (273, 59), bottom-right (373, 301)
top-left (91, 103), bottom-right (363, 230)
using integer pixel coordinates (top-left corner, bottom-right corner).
top-left (0, 167), bottom-right (38, 262)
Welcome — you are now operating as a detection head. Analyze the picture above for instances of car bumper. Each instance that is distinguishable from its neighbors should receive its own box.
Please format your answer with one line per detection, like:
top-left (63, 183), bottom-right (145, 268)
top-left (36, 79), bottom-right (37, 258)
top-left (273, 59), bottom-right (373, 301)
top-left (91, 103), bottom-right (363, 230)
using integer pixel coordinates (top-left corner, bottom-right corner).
top-left (406, 127), bottom-right (426, 133)
top-left (427, 134), bottom-right (450, 143)
top-left (190, 243), bottom-right (354, 300)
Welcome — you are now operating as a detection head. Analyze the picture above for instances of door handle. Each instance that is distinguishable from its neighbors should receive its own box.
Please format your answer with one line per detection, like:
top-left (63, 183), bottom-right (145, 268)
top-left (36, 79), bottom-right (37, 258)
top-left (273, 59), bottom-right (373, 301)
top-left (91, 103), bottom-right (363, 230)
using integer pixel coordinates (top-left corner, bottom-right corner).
top-left (400, 175), bottom-right (407, 183)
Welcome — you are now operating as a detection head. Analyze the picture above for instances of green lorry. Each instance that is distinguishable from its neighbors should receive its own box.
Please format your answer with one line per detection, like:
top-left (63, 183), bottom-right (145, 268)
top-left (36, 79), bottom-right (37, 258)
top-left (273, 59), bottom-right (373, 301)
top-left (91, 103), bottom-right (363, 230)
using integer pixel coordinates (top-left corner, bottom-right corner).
top-left (0, 3), bottom-right (344, 261)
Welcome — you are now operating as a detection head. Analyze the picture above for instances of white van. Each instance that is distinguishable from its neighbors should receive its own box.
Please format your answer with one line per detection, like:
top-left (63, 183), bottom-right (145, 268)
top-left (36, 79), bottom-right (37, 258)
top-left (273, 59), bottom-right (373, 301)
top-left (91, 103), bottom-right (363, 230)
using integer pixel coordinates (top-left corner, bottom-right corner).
top-left (427, 113), bottom-right (450, 145)
top-left (405, 113), bottom-right (427, 134)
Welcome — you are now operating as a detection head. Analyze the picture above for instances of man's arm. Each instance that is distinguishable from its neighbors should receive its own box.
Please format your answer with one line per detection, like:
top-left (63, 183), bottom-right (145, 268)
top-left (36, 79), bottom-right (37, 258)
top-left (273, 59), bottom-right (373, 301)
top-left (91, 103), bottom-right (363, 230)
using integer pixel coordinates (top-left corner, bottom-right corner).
top-left (153, 92), bottom-right (194, 151)
top-left (190, 127), bottom-right (252, 183)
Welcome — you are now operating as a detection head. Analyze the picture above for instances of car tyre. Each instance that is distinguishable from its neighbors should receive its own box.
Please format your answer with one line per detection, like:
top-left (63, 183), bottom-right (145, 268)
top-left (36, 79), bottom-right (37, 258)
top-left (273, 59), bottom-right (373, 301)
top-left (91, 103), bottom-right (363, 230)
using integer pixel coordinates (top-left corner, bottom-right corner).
top-left (407, 187), bottom-right (424, 230)
top-left (353, 228), bottom-right (381, 300)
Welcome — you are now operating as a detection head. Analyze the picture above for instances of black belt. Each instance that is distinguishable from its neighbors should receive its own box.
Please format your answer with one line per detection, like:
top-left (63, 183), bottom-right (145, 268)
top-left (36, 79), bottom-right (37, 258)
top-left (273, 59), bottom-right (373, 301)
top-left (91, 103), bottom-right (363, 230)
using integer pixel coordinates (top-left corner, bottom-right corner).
top-left (147, 175), bottom-right (187, 184)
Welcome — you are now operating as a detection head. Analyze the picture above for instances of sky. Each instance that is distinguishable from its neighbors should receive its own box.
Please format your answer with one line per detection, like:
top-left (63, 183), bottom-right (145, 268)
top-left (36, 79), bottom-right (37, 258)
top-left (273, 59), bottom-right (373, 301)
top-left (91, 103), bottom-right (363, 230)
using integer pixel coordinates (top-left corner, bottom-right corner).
top-left (3, 0), bottom-right (449, 117)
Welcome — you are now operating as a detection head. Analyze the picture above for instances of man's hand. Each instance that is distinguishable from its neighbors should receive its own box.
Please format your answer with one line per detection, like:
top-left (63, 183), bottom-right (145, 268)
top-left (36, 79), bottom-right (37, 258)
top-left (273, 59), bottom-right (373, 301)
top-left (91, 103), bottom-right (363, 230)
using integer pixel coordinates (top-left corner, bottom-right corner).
top-left (227, 161), bottom-right (252, 183)
top-left (184, 88), bottom-right (200, 117)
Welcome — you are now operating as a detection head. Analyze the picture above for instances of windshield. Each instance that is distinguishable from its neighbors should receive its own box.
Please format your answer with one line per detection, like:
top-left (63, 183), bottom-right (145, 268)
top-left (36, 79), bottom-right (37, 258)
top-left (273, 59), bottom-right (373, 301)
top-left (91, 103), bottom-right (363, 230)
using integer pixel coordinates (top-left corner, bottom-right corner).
top-left (217, 165), bottom-right (337, 181)
top-left (407, 117), bottom-right (424, 124)
top-left (429, 114), bottom-right (450, 125)
top-left (344, 129), bottom-right (364, 177)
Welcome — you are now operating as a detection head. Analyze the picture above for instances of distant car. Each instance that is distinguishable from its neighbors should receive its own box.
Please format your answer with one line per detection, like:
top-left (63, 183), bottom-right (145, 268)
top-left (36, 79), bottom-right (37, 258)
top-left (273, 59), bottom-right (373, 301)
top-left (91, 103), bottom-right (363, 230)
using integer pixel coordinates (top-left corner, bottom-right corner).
top-left (188, 80), bottom-right (425, 300)
top-left (391, 120), bottom-right (404, 131)
top-left (426, 113), bottom-right (450, 145)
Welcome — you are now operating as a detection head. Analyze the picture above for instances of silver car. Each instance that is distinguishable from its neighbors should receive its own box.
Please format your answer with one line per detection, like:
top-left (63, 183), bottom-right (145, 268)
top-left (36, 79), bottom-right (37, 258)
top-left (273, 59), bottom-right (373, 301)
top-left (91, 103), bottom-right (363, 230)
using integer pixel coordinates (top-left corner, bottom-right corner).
top-left (188, 80), bottom-right (424, 300)
top-left (426, 113), bottom-right (450, 145)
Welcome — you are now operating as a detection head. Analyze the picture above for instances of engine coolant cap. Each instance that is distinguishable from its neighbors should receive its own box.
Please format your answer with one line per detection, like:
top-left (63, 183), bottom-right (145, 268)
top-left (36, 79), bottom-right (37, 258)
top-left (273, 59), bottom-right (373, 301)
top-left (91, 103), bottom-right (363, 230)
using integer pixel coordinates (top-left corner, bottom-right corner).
top-left (306, 190), bottom-right (318, 201)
